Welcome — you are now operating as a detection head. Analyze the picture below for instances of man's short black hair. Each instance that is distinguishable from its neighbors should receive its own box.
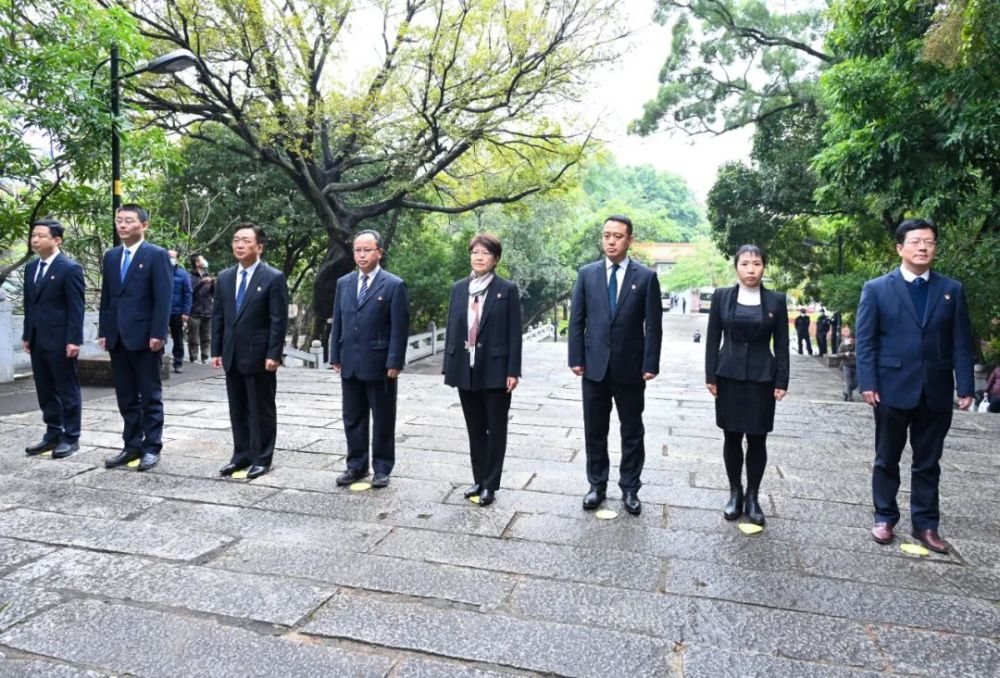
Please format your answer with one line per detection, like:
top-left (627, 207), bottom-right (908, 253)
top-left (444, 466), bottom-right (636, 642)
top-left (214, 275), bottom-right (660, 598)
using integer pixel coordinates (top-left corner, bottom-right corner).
top-left (603, 215), bottom-right (633, 236)
top-left (895, 218), bottom-right (938, 244)
top-left (235, 222), bottom-right (266, 247)
top-left (353, 229), bottom-right (383, 250)
top-left (32, 217), bottom-right (64, 239)
top-left (117, 203), bottom-right (149, 223)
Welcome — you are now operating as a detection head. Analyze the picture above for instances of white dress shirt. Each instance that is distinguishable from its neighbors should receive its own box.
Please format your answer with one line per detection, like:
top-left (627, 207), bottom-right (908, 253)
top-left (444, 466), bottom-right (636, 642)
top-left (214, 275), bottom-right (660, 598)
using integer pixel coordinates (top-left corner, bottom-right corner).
top-left (899, 265), bottom-right (930, 283)
top-left (605, 256), bottom-right (629, 302)
top-left (35, 250), bottom-right (61, 284)
top-left (235, 259), bottom-right (261, 301)
top-left (357, 265), bottom-right (381, 297)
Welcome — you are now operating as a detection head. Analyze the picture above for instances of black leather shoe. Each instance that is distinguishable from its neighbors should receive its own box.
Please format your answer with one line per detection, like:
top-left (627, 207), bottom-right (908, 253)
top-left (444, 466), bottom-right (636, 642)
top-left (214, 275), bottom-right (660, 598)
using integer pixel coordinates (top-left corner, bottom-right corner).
top-left (478, 488), bottom-right (495, 506)
top-left (173, 365), bottom-right (183, 374)
top-left (744, 490), bottom-right (765, 526)
top-left (724, 485), bottom-right (744, 521)
top-left (137, 453), bottom-right (160, 471)
top-left (371, 473), bottom-right (390, 488)
top-left (246, 465), bottom-right (268, 479)
top-left (463, 483), bottom-right (483, 499)
top-left (219, 462), bottom-right (245, 477)
top-left (25, 439), bottom-right (59, 456)
top-left (105, 449), bottom-right (141, 468)
top-left (622, 491), bottom-right (642, 515)
top-left (336, 468), bottom-right (368, 486)
top-left (582, 486), bottom-right (606, 510)
top-left (51, 441), bottom-right (80, 459)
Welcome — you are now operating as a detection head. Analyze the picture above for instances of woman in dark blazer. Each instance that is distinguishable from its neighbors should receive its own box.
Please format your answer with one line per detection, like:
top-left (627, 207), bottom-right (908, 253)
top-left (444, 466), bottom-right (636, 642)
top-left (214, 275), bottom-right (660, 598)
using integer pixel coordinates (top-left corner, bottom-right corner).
top-left (443, 233), bottom-right (522, 506)
top-left (705, 244), bottom-right (789, 525)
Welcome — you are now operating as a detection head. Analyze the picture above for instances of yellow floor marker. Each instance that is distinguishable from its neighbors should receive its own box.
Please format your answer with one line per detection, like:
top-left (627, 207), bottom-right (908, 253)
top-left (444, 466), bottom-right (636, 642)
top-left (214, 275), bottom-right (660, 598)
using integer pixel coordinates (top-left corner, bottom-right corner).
top-left (126, 458), bottom-right (141, 469)
top-left (595, 509), bottom-right (618, 520)
top-left (738, 523), bottom-right (764, 535)
top-left (468, 495), bottom-right (481, 504)
top-left (900, 543), bottom-right (930, 557)
top-left (40, 451), bottom-right (52, 458)
top-left (350, 481), bottom-right (372, 492)
top-left (231, 469), bottom-right (249, 480)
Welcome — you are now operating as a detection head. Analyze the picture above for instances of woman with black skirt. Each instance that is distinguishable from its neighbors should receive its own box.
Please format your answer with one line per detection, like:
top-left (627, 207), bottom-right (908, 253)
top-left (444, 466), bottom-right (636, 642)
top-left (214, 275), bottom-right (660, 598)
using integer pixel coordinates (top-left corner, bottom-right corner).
top-left (443, 233), bottom-right (522, 506)
top-left (705, 245), bottom-right (789, 525)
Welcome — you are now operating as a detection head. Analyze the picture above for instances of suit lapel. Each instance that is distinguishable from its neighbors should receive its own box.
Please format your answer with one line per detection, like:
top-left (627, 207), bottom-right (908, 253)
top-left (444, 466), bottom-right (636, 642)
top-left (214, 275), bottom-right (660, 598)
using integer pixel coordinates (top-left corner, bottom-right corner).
top-left (118, 243), bottom-right (144, 294)
top-left (357, 271), bottom-right (385, 310)
top-left (33, 254), bottom-right (58, 300)
top-left (889, 269), bottom-right (921, 326)
top-left (922, 272), bottom-right (943, 327)
top-left (27, 259), bottom-right (40, 300)
top-left (612, 262), bottom-right (638, 322)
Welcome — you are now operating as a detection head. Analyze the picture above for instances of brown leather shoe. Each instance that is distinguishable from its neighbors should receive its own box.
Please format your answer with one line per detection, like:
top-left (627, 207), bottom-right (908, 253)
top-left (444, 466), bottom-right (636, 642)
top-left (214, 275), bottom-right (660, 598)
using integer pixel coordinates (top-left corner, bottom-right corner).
top-left (912, 528), bottom-right (949, 554)
top-left (871, 522), bottom-right (894, 544)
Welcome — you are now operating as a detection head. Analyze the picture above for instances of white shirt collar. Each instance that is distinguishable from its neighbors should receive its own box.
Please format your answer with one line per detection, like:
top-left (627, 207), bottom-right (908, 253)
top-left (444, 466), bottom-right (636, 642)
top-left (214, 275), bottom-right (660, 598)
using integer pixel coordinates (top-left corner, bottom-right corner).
top-left (359, 264), bottom-right (380, 281)
top-left (899, 265), bottom-right (930, 283)
top-left (605, 256), bottom-right (629, 272)
top-left (122, 239), bottom-right (143, 255)
top-left (38, 250), bottom-right (61, 267)
top-left (238, 259), bottom-right (261, 278)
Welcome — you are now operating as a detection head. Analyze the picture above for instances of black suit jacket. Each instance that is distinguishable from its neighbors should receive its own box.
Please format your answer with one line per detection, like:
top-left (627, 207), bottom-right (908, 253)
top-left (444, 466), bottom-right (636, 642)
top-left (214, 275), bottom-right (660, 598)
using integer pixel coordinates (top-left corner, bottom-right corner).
top-left (211, 262), bottom-right (289, 373)
top-left (98, 241), bottom-right (173, 351)
top-left (443, 275), bottom-right (523, 391)
top-left (705, 285), bottom-right (789, 389)
top-left (567, 259), bottom-right (662, 384)
top-left (329, 269), bottom-right (410, 381)
top-left (22, 253), bottom-right (85, 352)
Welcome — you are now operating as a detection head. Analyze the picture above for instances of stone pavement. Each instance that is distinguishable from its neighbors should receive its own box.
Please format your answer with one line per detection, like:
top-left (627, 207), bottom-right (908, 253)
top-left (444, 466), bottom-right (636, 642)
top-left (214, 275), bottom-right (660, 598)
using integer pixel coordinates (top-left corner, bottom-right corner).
top-left (1, 313), bottom-right (998, 677)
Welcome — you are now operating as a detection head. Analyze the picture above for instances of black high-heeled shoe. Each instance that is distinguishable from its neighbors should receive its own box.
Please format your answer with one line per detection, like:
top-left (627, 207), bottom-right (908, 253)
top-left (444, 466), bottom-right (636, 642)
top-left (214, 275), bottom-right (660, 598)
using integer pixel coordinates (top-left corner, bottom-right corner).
top-left (744, 490), bottom-right (765, 526)
top-left (724, 485), bottom-right (744, 521)
top-left (463, 483), bottom-right (483, 499)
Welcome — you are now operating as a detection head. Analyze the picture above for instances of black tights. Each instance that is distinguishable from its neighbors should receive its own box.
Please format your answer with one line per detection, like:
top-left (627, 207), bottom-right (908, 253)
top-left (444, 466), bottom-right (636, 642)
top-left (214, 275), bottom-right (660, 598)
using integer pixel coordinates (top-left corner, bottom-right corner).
top-left (723, 431), bottom-right (767, 492)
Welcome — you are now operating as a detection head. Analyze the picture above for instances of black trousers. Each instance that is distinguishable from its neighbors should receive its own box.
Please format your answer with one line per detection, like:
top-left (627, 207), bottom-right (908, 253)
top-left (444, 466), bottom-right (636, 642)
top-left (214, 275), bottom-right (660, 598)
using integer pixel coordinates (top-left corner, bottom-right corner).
top-left (797, 333), bottom-right (813, 355)
top-left (342, 376), bottom-right (397, 475)
top-left (30, 348), bottom-right (81, 444)
top-left (168, 315), bottom-right (186, 367)
top-left (582, 374), bottom-right (645, 491)
top-left (225, 367), bottom-right (277, 468)
top-left (109, 345), bottom-right (164, 454)
top-left (458, 387), bottom-right (511, 491)
top-left (187, 315), bottom-right (211, 362)
top-left (873, 395), bottom-right (952, 531)
top-left (817, 333), bottom-right (828, 356)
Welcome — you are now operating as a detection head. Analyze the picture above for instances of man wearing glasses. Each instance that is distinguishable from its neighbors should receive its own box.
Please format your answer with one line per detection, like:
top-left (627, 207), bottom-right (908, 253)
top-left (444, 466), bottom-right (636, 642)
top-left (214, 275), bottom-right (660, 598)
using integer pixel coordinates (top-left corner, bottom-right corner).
top-left (856, 219), bottom-right (974, 553)
top-left (98, 204), bottom-right (173, 471)
top-left (329, 230), bottom-right (410, 489)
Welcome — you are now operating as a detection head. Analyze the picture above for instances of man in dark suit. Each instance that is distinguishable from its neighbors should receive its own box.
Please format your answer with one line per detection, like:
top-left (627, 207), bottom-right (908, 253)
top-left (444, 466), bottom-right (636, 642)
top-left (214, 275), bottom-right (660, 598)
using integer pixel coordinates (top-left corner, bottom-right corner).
top-left (794, 309), bottom-right (813, 355)
top-left (816, 309), bottom-right (831, 357)
top-left (568, 215), bottom-right (663, 515)
top-left (211, 223), bottom-right (288, 480)
top-left (330, 229), bottom-right (410, 488)
top-left (22, 218), bottom-right (85, 459)
top-left (856, 219), bottom-right (974, 553)
top-left (98, 204), bottom-right (173, 471)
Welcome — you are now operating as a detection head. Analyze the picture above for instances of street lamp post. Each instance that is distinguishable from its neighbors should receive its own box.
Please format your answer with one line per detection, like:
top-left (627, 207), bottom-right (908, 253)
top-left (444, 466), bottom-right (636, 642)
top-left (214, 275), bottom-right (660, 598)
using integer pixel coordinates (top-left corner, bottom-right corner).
top-left (110, 46), bottom-right (197, 245)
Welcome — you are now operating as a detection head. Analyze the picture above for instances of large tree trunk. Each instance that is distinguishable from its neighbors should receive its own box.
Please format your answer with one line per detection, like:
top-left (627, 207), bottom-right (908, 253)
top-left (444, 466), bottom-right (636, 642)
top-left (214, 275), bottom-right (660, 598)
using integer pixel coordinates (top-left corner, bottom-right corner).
top-left (312, 241), bottom-right (354, 359)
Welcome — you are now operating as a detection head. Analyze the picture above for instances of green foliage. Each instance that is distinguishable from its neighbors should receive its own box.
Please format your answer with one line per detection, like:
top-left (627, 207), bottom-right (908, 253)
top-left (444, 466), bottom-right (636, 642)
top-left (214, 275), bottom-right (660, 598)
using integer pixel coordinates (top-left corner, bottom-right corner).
top-left (659, 239), bottom-right (733, 292)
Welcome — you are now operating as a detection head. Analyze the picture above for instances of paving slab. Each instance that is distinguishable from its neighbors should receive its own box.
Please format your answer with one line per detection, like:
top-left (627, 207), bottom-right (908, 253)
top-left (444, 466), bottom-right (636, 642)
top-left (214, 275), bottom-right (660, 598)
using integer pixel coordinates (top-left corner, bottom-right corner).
top-left (0, 580), bottom-right (62, 632)
top-left (0, 599), bottom-right (393, 677)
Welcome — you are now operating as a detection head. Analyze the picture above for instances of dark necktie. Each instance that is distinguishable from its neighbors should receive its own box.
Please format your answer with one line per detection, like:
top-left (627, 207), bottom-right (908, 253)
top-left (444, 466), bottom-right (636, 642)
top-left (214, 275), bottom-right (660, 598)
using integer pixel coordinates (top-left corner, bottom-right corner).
top-left (35, 261), bottom-right (47, 286)
top-left (358, 273), bottom-right (369, 305)
top-left (909, 276), bottom-right (928, 322)
top-left (608, 263), bottom-right (620, 316)
top-left (236, 269), bottom-right (248, 312)
top-left (120, 248), bottom-right (131, 283)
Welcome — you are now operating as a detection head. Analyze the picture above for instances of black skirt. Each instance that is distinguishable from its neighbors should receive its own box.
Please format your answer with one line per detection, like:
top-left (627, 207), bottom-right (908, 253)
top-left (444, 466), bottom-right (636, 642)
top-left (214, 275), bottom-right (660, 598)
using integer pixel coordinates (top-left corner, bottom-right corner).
top-left (715, 377), bottom-right (776, 434)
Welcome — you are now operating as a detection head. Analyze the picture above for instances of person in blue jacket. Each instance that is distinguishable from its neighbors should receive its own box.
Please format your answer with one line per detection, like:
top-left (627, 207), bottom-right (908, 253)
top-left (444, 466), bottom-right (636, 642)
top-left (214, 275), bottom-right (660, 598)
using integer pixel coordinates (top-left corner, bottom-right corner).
top-left (167, 249), bottom-right (192, 373)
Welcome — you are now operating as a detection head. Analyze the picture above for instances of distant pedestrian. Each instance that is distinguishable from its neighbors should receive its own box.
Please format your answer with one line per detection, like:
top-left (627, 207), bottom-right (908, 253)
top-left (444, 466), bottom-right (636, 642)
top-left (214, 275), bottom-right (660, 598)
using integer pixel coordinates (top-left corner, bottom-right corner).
top-left (794, 308), bottom-right (812, 355)
top-left (167, 249), bottom-right (192, 373)
top-left (985, 365), bottom-right (1000, 413)
top-left (187, 254), bottom-right (214, 364)
top-left (838, 325), bottom-right (857, 401)
top-left (816, 309), bottom-right (831, 357)
top-left (856, 218), bottom-right (974, 553)
top-left (705, 244), bottom-right (788, 527)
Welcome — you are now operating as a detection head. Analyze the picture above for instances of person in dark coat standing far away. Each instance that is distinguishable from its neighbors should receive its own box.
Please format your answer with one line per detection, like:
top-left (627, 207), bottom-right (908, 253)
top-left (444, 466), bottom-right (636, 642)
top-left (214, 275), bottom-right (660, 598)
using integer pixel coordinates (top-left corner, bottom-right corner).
top-left (568, 215), bottom-right (663, 516)
top-left (856, 218), bottom-right (974, 554)
top-left (705, 245), bottom-right (789, 526)
top-left (21, 218), bottom-right (85, 459)
top-left (443, 233), bottom-right (522, 507)
top-left (330, 229), bottom-right (410, 489)
top-left (98, 204), bottom-right (173, 472)
top-left (211, 223), bottom-right (288, 480)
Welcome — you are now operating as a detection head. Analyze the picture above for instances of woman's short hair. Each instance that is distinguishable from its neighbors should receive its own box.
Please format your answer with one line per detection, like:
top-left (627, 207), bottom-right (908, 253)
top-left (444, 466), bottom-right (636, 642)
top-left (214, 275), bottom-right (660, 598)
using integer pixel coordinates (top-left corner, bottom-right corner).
top-left (733, 244), bottom-right (767, 267)
top-left (468, 232), bottom-right (502, 260)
